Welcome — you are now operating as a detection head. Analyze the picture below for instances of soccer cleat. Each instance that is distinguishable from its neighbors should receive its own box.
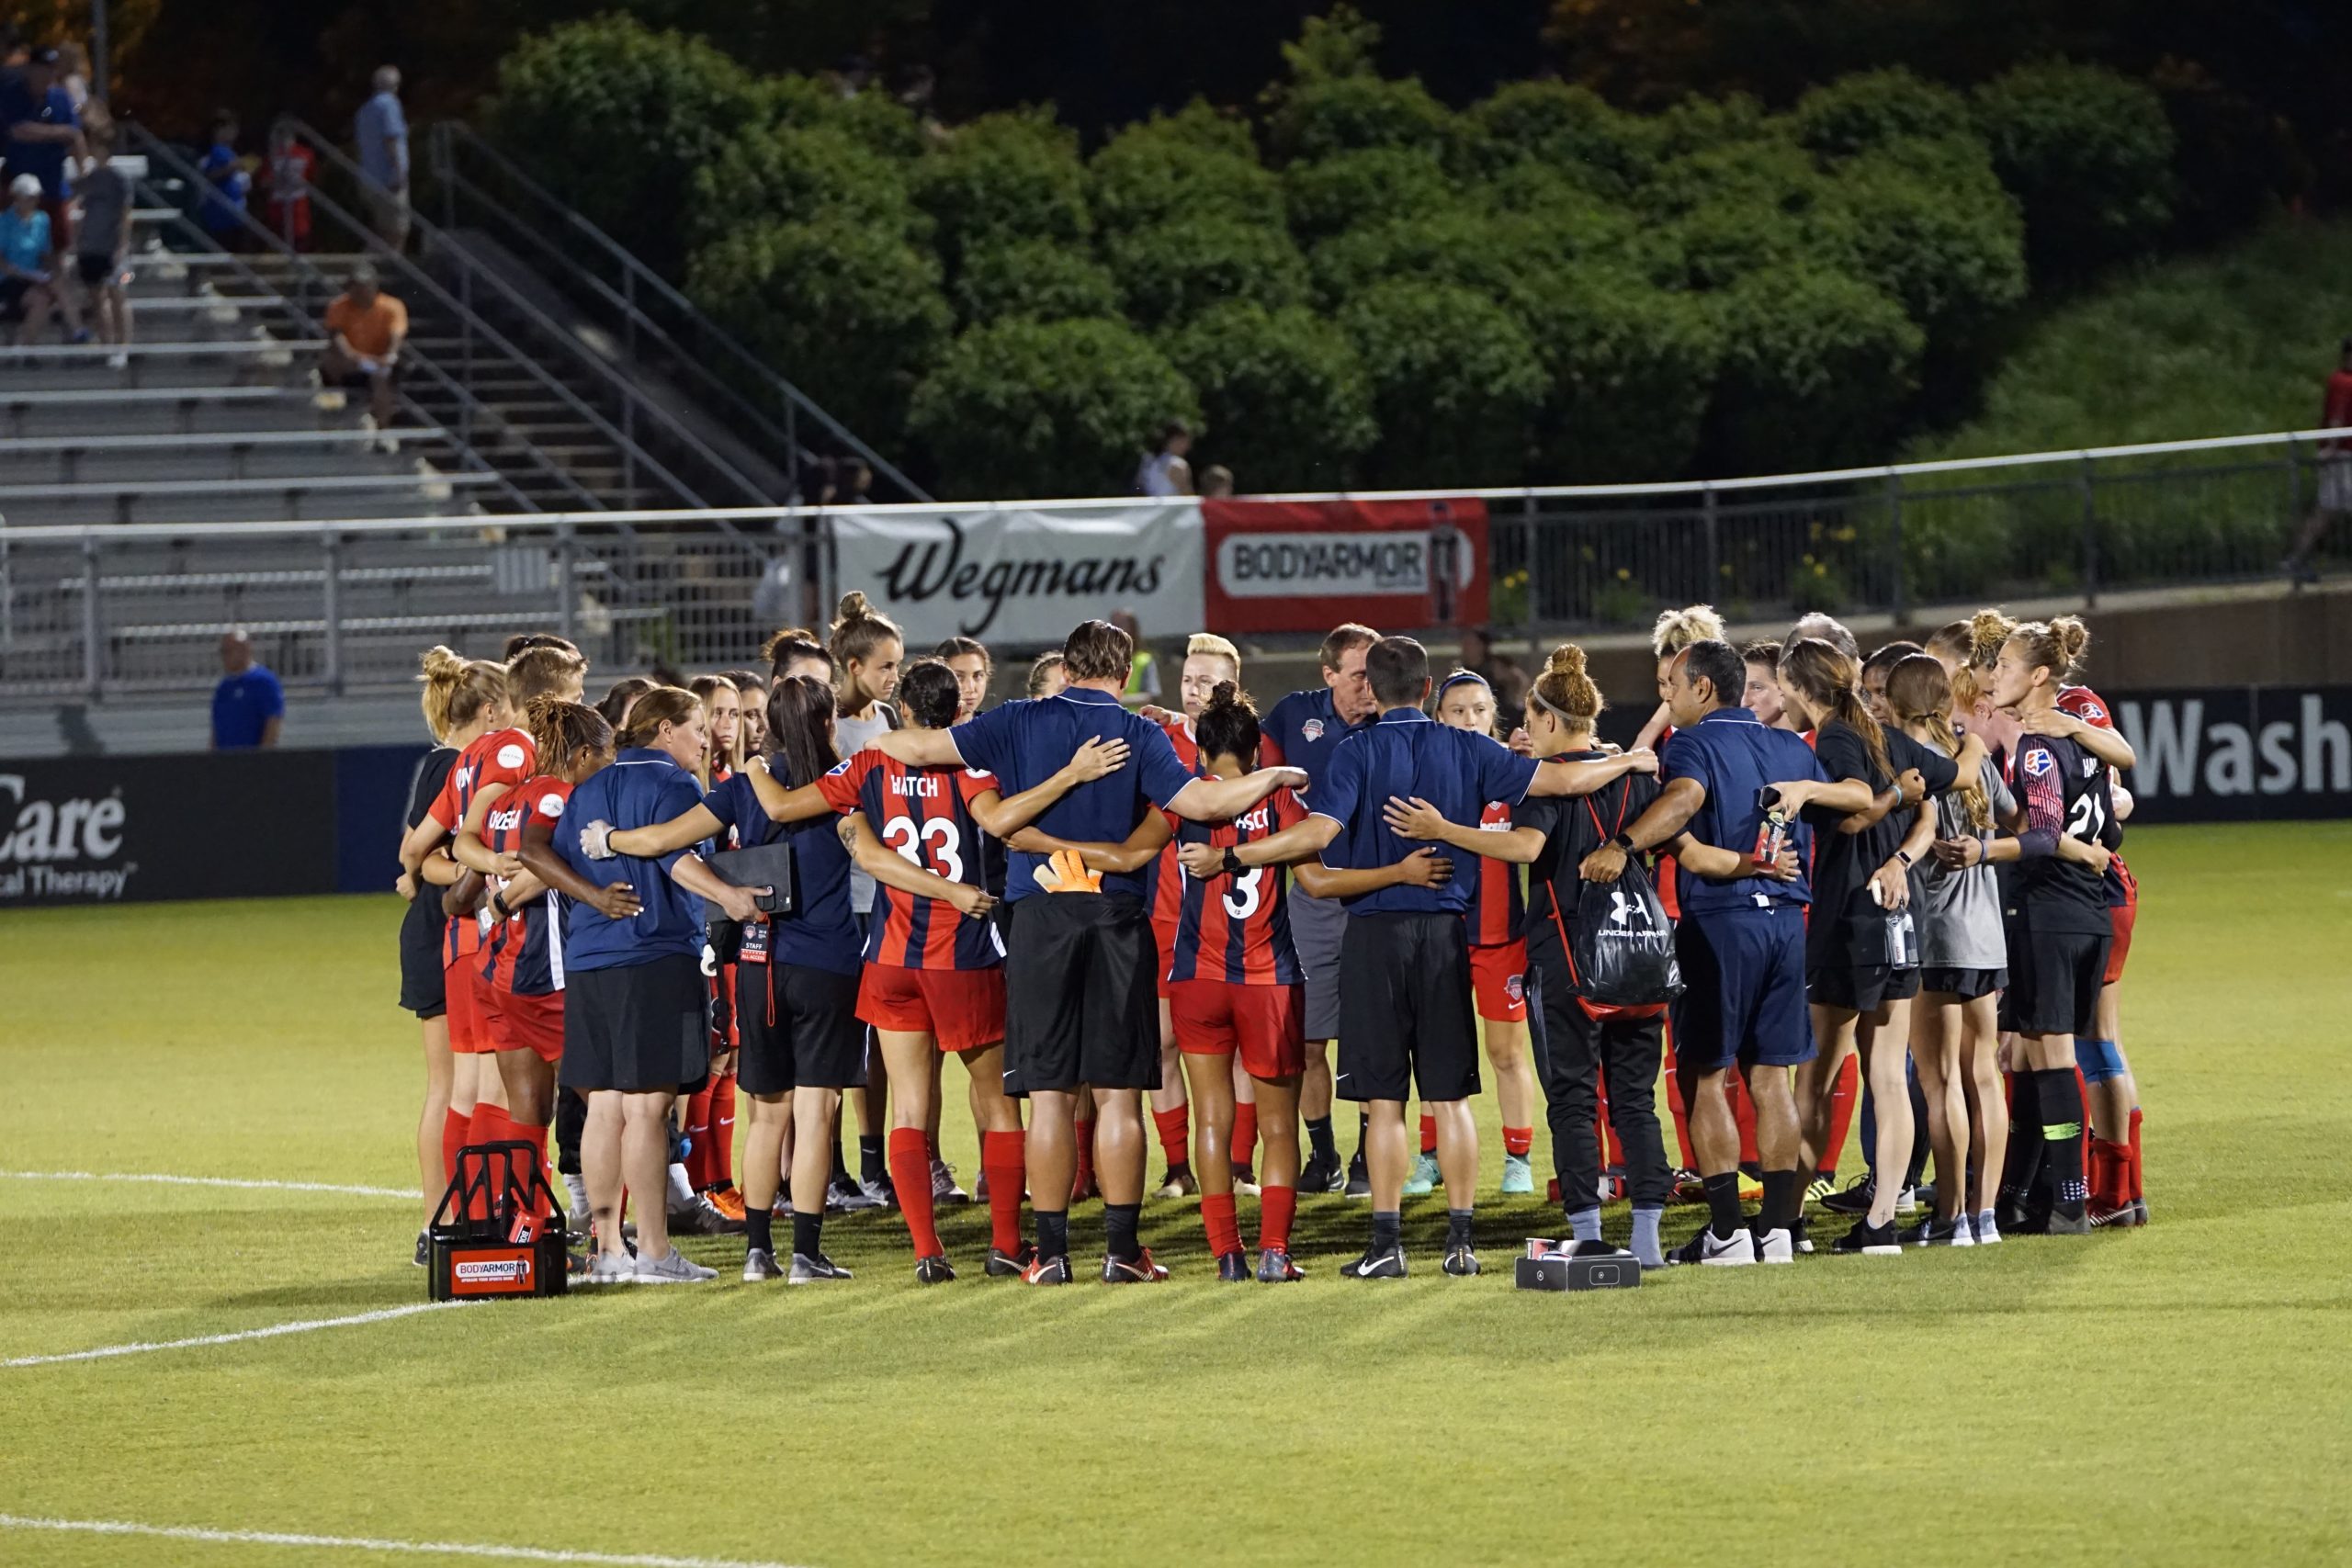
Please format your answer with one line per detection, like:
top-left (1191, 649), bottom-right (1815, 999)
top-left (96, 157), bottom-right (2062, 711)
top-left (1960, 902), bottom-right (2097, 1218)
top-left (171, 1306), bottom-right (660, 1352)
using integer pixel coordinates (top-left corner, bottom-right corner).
top-left (1831, 1219), bottom-right (1904, 1257)
top-left (1669, 1168), bottom-right (1706, 1201)
top-left (1343, 1152), bottom-right (1372, 1201)
top-left (1298, 1148), bottom-right (1346, 1194)
top-left (1820, 1175), bottom-right (1876, 1214)
top-left (2040, 1210), bottom-right (2093, 1236)
top-left (704, 1188), bottom-right (750, 1230)
top-left (1441, 1244), bottom-right (1481, 1277)
top-left (413, 1231), bottom-right (429, 1268)
top-left (931, 1159), bottom-right (970, 1205)
top-left (827, 1175), bottom-right (882, 1213)
top-left (742, 1247), bottom-right (785, 1282)
top-left (2127, 1199), bottom-right (2150, 1227)
top-left (859, 1173), bottom-right (897, 1209)
top-left (1500, 1154), bottom-right (1535, 1196)
top-left (1153, 1165), bottom-right (1200, 1200)
top-left (1995, 1192), bottom-right (2041, 1235)
top-left (1216, 1249), bottom-right (1251, 1282)
top-left (987, 1243), bottom-right (1037, 1278)
top-left (1023, 1253), bottom-right (1074, 1286)
top-left (1736, 1171), bottom-right (1764, 1201)
top-left (1401, 1150), bottom-right (1440, 1197)
top-left (584, 1250), bottom-right (638, 1285)
top-left (1233, 1164), bottom-right (1261, 1197)
top-left (1973, 1211), bottom-right (2002, 1246)
top-left (786, 1252), bottom-right (855, 1284)
top-left (1340, 1244), bottom-right (1408, 1279)
top-left (2088, 1198), bottom-right (2137, 1229)
top-left (635, 1247), bottom-right (718, 1283)
top-left (1668, 1227), bottom-right (1755, 1267)
top-left (1256, 1247), bottom-right (1305, 1282)
top-left (1102, 1248), bottom-right (1170, 1283)
top-left (1752, 1225), bottom-right (1796, 1264)
top-left (1804, 1173), bottom-right (1838, 1204)
top-left (914, 1253), bottom-right (957, 1284)
top-left (973, 1170), bottom-right (989, 1202)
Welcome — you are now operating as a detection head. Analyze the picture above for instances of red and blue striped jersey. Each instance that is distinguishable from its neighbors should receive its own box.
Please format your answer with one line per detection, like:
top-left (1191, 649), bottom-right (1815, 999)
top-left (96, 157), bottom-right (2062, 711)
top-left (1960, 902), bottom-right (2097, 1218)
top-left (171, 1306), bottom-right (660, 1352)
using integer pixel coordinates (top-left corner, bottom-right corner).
top-left (427, 727), bottom-right (535, 965)
top-left (1145, 717), bottom-right (1202, 932)
top-left (1455, 799), bottom-right (1525, 946)
top-left (481, 774), bottom-right (572, 996)
top-left (1165, 788), bottom-right (1307, 987)
top-left (819, 750), bottom-right (1007, 970)
top-left (2057, 682), bottom-right (2137, 906)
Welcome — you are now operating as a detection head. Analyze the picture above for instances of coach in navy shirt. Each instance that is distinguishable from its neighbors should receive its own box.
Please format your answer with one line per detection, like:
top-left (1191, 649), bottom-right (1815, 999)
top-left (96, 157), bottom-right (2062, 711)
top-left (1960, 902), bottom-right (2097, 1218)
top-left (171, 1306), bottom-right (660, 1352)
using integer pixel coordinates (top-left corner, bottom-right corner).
top-left (1577, 639), bottom-right (1868, 1267)
top-left (1224, 636), bottom-right (1655, 1279)
top-left (875, 618), bottom-right (1304, 1282)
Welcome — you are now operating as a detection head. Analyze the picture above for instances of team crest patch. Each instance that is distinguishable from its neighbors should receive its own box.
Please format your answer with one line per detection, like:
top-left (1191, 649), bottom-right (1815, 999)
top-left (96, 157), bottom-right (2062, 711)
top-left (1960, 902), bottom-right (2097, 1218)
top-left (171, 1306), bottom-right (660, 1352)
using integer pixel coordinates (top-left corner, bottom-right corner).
top-left (2023, 748), bottom-right (2053, 778)
top-left (537, 792), bottom-right (566, 818)
top-left (1506, 974), bottom-right (1524, 1003)
top-left (496, 742), bottom-right (527, 771)
top-left (1302, 719), bottom-right (1325, 742)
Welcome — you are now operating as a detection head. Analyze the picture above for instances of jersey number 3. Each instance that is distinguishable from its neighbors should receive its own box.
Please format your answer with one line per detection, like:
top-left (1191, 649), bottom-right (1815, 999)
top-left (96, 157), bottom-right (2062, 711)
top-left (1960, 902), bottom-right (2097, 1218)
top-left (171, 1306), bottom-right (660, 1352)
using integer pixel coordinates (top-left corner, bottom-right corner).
top-left (883, 816), bottom-right (964, 882)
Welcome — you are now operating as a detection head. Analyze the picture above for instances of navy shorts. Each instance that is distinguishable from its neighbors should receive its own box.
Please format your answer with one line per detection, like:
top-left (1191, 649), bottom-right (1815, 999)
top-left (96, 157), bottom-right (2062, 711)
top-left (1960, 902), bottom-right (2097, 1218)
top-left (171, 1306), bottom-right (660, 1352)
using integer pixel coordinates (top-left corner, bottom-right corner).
top-left (1669, 906), bottom-right (1815, 1074)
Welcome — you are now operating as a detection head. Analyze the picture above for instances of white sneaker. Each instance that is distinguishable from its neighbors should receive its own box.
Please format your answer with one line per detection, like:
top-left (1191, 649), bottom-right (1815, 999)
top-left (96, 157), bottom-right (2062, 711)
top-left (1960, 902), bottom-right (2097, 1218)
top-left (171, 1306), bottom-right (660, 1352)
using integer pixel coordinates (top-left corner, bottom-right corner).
top-left (1754, 1226), bottom-right (1795, 1264)
top-left (1973, 1211), bottom-right (2002, 1246)
top-left (106, 349), bottom-right (129, 370)
top-left (634, 1247), bottom-right (717, 1283)
top-left (1668, 1226), bottom-right (1757, 1267)
top-left (583, 1250), bottom-right (636, 1285)
top-left (1895, 1184), bottom-right (1922, 1215)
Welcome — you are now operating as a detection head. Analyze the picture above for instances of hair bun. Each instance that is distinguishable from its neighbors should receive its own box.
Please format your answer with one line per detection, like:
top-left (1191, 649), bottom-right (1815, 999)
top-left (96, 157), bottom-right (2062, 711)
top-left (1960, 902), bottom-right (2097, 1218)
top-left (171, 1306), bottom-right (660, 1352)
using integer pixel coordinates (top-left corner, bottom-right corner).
top-left (1967, 607), bottom-right (2015, 663)
top-left (419, 644), bottom-right (465, 681)
top-left (1545, 643), bottom-right (1587, 679)
top-left (2051, 615), bottom-right (2091, 669)
top-left (835, 592), bottom-right (872, 624)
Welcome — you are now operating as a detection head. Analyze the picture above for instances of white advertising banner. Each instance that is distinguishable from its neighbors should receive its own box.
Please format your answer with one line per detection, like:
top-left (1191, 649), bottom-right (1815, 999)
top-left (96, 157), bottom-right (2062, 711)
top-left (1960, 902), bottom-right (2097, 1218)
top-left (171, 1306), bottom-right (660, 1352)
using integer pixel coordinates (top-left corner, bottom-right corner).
top-left (827, 502), bottom-right (1204, 646)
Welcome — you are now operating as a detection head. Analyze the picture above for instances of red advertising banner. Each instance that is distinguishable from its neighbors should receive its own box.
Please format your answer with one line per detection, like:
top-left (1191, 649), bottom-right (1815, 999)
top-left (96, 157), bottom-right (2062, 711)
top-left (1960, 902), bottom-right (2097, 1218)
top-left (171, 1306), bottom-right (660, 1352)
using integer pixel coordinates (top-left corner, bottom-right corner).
top-left (1202, 498), bottom-right (1488, 636)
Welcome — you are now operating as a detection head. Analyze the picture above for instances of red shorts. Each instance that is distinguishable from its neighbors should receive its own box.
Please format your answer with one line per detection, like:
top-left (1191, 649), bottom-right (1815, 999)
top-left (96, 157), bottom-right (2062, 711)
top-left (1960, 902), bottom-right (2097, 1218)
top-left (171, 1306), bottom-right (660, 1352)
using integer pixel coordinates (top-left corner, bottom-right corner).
top-left (482, 987), bottom-right (563, 1064)
top-left (445, 956), bottom-right (493, 1053)
top-left (1470, 940), bottom-right (1528, 1023)
top-left (1168, 978), bottom-right (1305, 1080)
top-left (857, 964), bottom-right (1007, 1054)
top-left (1153, 915), bottom-right (1180, 999)
top-left (2104, 900), bottom-right (2135, 987)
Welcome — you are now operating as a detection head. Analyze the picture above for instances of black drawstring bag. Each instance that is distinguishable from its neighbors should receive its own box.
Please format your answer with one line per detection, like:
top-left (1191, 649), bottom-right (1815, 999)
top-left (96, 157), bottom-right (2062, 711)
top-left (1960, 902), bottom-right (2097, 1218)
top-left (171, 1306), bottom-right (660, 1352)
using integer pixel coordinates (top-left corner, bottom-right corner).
top-left (1564, 793), bottom-right (1683, 1013)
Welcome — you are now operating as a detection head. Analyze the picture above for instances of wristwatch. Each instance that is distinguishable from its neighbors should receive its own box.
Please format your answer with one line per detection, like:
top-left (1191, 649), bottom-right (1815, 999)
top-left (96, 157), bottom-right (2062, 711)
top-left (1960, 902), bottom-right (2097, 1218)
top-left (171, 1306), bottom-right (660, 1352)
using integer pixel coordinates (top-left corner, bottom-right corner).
top-left (1221, 846), bottom-right (1244, 875)
top-left (1610, 831), bottom-right (1635, 854)
top-left (1894, 849), bottom-right (1914, 868)
top-left (490, 891), bottom-right (511, 919)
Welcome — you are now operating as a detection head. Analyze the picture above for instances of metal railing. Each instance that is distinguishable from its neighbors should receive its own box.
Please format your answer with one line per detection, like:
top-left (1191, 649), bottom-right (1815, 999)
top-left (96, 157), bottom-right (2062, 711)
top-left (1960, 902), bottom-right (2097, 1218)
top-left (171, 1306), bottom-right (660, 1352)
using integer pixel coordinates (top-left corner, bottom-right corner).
top-left (426, 121), bottom-right (931, 507)
top-left (0, 426), bottom-right (2343, 706)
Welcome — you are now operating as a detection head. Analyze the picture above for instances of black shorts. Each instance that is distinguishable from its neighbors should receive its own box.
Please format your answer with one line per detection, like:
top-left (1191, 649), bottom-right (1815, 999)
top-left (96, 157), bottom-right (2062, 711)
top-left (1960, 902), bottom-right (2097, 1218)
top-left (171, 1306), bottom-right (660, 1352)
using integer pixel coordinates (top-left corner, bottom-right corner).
top-left (1806, 963), bottom-right (1920, 1013)
top-left (559, 953), bottom-right (709, 1096)
top-left (0, 276), bottom-right (27, 321)
top-left (1670, 905), bottom-right (1814, 1073)
top-left (398, 889), bottom-right (447, 1017)
top-left (735, 960), bottom-right (864, 1095)
top-left (75, 254), bottom-right (119, 288)
top-left (1001, 893), bottom-right (1159, 1096)
top-left (1335, 911), bottom-right (1479, 1103)
top-left (1999, 930), bottom-right (2108, 1039)
top-left (1918, 965), bottom-right (2006, 1001)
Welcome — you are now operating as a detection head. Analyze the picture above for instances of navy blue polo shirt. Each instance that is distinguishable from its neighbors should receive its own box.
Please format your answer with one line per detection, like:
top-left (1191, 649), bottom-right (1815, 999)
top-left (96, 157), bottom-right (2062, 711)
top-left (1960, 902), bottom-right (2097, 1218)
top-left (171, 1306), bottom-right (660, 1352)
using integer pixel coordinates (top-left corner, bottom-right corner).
top-left (1659, 707), bottom-right (1826, 916)
top-left (556, 749), bottom-right (707, 971)
top-left (951, 684), bottom-right (1198, 903)
top-left (701, 768), bottom-right (859, 976)
top-left (1261, 686), bottom-right (1367, 805)
top-left (1309, 706), bottom-right (1540, 917)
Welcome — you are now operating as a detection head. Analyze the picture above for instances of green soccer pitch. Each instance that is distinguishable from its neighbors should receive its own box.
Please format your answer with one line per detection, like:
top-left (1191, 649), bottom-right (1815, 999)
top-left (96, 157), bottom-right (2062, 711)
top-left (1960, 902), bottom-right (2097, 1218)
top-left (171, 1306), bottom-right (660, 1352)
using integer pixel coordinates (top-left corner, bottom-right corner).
top-left (3, 821), bottom-right (2348, 1568)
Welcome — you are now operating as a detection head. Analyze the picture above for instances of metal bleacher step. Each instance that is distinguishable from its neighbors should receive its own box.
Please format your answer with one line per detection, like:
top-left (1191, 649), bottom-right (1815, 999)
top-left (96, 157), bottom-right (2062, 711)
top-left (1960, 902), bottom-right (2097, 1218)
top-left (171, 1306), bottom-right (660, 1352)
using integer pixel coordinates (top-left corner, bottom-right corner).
top-left (0, 469), bottom-right (497, 525)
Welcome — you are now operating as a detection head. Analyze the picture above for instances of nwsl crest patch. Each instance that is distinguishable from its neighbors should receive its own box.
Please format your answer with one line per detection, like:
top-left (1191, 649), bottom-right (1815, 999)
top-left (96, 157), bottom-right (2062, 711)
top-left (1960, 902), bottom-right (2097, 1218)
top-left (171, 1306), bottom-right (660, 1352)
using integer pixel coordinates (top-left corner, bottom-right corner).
top-left (2023, 747), bottom-right (2053, 778)
top-left (1302, 719), bottom-right (1326, 742)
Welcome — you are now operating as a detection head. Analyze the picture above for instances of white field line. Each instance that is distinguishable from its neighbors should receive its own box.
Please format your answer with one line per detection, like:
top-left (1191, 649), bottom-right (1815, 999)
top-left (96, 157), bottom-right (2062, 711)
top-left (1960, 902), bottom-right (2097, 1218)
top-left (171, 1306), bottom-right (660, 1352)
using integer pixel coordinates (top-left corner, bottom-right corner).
top-left (4, 1302), bottom-right (468, 1367)
top-left (0, 1515), bottom-right (811, 1568)
top-left (3, 1168), bottom-right (414, 1199)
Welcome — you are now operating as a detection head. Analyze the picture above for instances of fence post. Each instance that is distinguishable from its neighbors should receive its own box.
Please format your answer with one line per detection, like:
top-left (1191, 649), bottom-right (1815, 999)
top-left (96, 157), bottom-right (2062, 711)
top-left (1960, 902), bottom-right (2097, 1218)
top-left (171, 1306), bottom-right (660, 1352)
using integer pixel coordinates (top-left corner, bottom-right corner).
top-left (556, 523), bottom-right (578, 644)
top-left (1702, 485), bottom-right (1721, 599)
top-left (1521, 491), bottom-right (1538, 649)
top-left (2078, 455), bottom-right (2099, 608)
top-left (80, 535), bottom-right (102, 699)
top-left (322, 531), bottom-right (344, 695)
top-left (1886, 472), bottom-right (1905, 624)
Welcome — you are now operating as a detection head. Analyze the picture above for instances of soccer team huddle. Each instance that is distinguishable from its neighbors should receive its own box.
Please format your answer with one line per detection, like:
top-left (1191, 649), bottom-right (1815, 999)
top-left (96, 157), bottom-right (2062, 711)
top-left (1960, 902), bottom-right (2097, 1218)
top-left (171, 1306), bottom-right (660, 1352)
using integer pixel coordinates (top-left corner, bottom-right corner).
top-left (392, 589), bottom-right (2150, 1287)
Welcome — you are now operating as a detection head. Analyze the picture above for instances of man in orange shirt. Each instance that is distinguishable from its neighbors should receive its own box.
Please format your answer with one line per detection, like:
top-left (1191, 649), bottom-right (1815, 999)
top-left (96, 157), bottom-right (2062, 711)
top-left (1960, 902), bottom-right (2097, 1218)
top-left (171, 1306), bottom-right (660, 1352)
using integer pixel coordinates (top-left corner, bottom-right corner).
top-left (322, 262), bottom-right (407, 445)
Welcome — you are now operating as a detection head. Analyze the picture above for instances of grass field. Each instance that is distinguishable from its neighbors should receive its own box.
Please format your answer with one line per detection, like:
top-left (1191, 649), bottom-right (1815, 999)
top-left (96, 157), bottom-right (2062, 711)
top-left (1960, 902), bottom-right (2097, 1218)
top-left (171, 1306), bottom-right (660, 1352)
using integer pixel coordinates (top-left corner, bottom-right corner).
top-left (4, 821), bottom-right (2350, 1568)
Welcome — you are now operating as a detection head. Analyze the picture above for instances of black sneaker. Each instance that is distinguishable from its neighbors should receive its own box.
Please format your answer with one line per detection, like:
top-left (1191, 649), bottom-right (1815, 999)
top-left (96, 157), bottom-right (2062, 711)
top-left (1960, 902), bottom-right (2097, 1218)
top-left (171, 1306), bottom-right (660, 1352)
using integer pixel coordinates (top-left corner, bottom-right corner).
top-left (1256, 1247), bottom-right (1305, 1282)
top-left (1216, 1249), bottom-right (1250, 1281)
top-left (413, 1231), bottom-right (429, 1268)
top-left (1298, 1148), bottom-right (1345, 1194)
top-left (1897, 1215), bottom-right (1966, 1247)
top-left (1441, 1244), bottom-right (1481, 1277)
top-left (1340, 1244), bottom-right (1408, 1279)
top-left (914, 1253), bottom-right (956, 1284)
top-left (1831, 1218), bottom-right (1903, 1256)
top-left (1102, 1247), bottom-right (1170, 1283)
top-left (1790, 1214), bottom-right (1815, 1255)
top-left (1996, 1191), bottom-right (2041, 1234)
top-left (1342, 1150), bottom-right (1372, 1201)
top-left (986, 1243), bottom-right (1036, 1278)
top-left (1820, 1175), bottom-right (1876, 1215)
top-left (2041, 1208), bottom-right (2092, 1236)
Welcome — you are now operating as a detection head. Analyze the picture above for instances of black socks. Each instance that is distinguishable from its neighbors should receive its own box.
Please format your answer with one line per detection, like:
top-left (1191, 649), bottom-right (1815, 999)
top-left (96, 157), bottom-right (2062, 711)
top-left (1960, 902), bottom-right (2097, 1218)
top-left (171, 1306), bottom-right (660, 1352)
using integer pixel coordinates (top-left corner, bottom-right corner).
top-left (1371, 1210), bottom-right (1401, 1254)
top-left (1036, 1210), bottom-right (1069, 1260)
top-left (791, 1210), bottom-right (821, 1260)
top-left (1760, 1168), bottom-right (1801, 1230)
top-left (745, 1207), bottom-right (773, 1256)
top-left (1306, 1115), bottom-right (1336, 1161)
top-left (1445, 1209), bottom-right (1475, 1250)
top-left (1702, 1171), bottom-right (1745, 1240)
top-left (1104, 1201), bottom-right (1142, 1263)
top-left (2037, 1067), bottom-right (2087, 1220)
top-left (859, 1134), bottom-right (887, 1184)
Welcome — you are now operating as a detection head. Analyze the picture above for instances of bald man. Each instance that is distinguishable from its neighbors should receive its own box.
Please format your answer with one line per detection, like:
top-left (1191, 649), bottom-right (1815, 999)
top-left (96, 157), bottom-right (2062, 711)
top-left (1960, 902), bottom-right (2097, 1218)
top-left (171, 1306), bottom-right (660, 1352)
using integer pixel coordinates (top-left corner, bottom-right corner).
top-left (211, 630), bottom-right (283, 749)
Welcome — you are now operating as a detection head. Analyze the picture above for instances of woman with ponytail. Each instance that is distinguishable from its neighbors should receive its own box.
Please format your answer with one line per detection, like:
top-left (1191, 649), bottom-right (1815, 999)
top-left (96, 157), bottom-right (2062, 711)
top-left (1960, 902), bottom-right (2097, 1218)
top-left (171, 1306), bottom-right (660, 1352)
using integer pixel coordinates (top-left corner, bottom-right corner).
top-left (831, 591), bottom-right (906, 1207)
top-left (392, 649), bottom-right (473, 1261)
top-left (1774, 637), bottom-right (1968, 1254)
top-left (682, 673), bottom-right (749, 1227)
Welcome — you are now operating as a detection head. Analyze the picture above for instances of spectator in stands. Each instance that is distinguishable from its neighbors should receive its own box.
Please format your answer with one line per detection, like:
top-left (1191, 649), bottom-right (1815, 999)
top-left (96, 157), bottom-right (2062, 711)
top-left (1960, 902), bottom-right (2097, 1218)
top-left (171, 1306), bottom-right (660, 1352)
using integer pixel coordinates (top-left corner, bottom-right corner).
top-left (198, 110), bottom-right (250, 245)
top-left (322, 262), bottom-right (407, 446)
top-left (0, 173), bottom-right (58, 344)
top-left (1135, 419), bottom-right (1194, 496)
top-left (71, 110), bottom-right (130, 367)
top-left (1459, 626), bottom-right (1529, 717)
top-left (1110, 608), bottom-right (1159, 708)
top-left (2286, 335), bottom-right (2352, 585)
top-left (2, 48), bottom-right (84, 287)
top-left (262, 116), bottom-right (315, 251)
top-left (355, 64), bottom-right (410, 250)
top-left (212, 629), bottom-right (285, 750)
top-left (1200, 464), bottom-right (1235, 499)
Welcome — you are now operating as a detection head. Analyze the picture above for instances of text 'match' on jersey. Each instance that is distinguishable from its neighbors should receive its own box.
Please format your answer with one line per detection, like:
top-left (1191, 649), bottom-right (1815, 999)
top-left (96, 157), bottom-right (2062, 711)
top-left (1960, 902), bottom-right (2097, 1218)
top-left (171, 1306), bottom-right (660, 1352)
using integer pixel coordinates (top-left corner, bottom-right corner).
top-left (820, 750), bottom-right (1007, 970)
top-left (1166, 789), bottom-right (1307, 986)
top-left (482, 774), bottom-right (573, 995)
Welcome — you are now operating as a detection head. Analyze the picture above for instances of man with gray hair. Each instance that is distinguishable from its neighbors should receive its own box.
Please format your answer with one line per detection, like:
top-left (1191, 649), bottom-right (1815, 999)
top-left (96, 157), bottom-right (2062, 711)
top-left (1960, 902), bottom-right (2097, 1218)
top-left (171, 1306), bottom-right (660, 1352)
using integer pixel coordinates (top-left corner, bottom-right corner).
top-left (354, 64), bottom-right (409, 249)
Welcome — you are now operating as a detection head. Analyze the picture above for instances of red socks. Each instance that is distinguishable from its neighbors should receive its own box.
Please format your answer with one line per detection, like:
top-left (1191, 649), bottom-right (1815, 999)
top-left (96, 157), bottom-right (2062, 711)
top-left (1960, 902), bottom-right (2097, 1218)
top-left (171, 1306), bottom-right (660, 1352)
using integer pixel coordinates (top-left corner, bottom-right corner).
top-left (982, 1130), bottom-right (1027, 1255)
top-left (1419, 1112), bottom-right (1438, 1156)
top-left (2127, 1106), bottom-right (2144, 1202)
top-left (2090, 1138), bottom-right (2130, 1213)
top-left (1502, 1125), bottom-right (1533, 1158)
top-left (889, 1128), bottom-right (939, 1257)
top-left (1201, 1191), bottom-right (1241, 1258)
top-left (1152, 1105), bottom-right (1190, 1168)
top-left (683, 1084), bottom-right (716, 1190)
top-left (1233, 1102), bottom-right (1259, 1169)
top-left (1662, 1032), bottom-right (1695, 1168)
top-left (1819, 1052), bottom-right (1859, 1173)
top-left (441, 1107), bottom-right (469, 1185)
top-left (1259, 1183), bottom-right (1297, 1256)
top-left (707, 1072), bottom-right (737, 1191)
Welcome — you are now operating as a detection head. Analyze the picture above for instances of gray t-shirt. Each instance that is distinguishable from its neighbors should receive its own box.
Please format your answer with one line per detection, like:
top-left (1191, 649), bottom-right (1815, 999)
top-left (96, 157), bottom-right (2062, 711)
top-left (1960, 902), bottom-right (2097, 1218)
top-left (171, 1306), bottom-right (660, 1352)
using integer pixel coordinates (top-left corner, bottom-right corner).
top-left (833, 702), bottom-right (898, 915)
top-left (74, 164), bottom-right (130, 255)
top-left (1907, 740), bottom-right (2015, 971)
